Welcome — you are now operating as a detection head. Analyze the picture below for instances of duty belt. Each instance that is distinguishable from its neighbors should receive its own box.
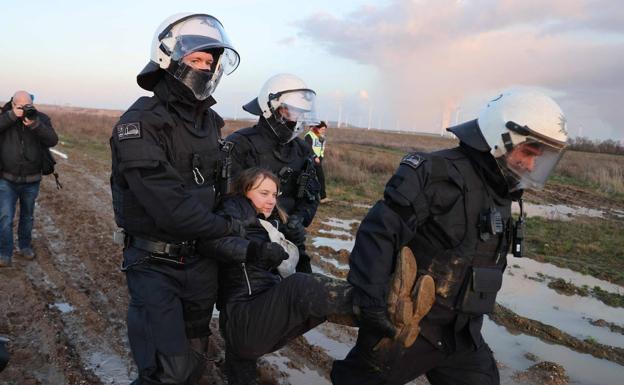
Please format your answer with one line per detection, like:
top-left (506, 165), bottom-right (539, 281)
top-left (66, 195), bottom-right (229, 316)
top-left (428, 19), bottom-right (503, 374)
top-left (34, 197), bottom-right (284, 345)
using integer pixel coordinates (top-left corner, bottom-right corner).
top-left (114, 229), bottom-right (196, 265)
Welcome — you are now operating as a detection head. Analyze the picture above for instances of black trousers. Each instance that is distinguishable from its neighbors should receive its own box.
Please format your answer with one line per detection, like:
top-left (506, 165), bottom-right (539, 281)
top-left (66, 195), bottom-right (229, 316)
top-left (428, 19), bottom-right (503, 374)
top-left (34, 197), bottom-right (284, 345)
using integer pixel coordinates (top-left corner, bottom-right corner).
top-left (123, 247), bottom-right (217, 385)
top-left (331, 329), bottom-right (499, 385)
top-left (315, 160), bottom-right (326, 199)
top-left (223, 273), bottom-right (353, 384)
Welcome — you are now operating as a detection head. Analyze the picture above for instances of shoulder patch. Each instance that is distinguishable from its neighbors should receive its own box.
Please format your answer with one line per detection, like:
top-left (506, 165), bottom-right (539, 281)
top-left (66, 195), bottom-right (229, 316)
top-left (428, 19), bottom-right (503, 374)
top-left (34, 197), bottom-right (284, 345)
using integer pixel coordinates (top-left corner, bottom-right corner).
top-left (400, 153), bottom-right (425, 170)
top-left (116, 122), bottom-right (142, 141)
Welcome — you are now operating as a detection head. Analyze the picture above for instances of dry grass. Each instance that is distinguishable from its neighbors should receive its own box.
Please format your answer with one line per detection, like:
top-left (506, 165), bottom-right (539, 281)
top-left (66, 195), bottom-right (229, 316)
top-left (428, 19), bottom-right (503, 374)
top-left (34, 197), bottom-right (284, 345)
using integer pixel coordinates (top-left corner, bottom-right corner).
top-left (555, 151), bottom-right (624, 195)
top-left (34, 104), bottom-right (624, 200)
top-left (329, 127), bottom-right (457, 152)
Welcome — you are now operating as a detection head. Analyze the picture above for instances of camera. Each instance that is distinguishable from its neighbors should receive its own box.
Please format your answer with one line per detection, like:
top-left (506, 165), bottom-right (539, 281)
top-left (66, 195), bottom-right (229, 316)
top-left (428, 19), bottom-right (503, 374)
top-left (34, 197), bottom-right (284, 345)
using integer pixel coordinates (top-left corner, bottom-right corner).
top-left (21, 104), bottom-right (38, 120)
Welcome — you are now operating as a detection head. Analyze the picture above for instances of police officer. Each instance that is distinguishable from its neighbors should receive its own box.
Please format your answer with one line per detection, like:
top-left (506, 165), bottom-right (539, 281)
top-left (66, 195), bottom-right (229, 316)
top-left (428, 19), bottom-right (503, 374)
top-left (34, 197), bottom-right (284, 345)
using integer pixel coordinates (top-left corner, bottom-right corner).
top-left (305, 121), bottom-right (328, 202)
top-left (109, 13), bottom-right (242, 384)
top-left (331, 90), bottom-right (569, 385)
top-left (226, 74), bottom-right (321, 273)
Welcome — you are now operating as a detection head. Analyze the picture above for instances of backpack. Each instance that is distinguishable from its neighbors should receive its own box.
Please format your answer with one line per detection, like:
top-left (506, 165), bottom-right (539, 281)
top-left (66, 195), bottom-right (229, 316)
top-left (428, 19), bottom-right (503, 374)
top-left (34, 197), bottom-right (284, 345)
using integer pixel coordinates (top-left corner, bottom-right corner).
top-left (41, 145), bottom-right (62, 189)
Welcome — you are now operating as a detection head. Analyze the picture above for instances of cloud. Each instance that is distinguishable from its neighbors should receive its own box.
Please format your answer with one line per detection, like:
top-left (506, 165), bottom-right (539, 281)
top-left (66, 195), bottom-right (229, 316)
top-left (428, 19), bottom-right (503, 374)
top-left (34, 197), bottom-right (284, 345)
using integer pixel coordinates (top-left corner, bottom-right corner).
top-left (277, 36), bottom-right (297, 46)
top-left (299, 0), bottom-right (624, 140)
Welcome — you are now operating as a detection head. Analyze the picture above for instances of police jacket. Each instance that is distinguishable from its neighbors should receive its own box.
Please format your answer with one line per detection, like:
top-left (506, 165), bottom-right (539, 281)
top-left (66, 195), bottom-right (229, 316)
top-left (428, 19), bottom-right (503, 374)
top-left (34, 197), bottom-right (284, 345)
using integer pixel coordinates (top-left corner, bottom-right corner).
top-left (110, 75), bottom-right (231, 243)
top-left (348, 143), bottom-right (517, 351)
top-left (200, 195), bottom-right (282, 306)
top-left (0, 103), bottom-right (58, 183)
top-left (226, 119), bottom-right (319, 227)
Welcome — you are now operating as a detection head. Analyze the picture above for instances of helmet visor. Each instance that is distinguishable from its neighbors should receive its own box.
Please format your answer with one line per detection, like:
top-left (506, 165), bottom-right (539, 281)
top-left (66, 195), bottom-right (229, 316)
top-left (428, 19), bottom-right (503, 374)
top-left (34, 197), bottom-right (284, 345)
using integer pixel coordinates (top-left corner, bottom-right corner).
top-left (272, 89), bottom-right (318, 124)
top-left (162, 15), bottom-right (240, 74)
top-left (496, 141), bottom-right (564, 191)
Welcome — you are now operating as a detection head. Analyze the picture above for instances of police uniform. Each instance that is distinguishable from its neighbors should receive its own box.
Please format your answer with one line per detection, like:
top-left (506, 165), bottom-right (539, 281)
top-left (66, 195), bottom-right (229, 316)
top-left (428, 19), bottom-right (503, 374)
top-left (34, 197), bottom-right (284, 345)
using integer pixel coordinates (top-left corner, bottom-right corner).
top-left (110, 74), bottom-right (234, 384)
top-left (331, 120), bottom-right (518, 385)
top-left (304, 129), bottom-right (327, 200)
top-left (226, 117), bottom-right (320, 273)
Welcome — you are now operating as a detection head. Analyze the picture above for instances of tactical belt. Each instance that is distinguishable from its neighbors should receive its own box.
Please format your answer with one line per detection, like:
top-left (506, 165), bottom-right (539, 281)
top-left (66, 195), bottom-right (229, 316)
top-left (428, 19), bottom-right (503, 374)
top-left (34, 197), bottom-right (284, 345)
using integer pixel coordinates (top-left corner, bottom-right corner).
top-left (118, 231), bottom-right (196, 265)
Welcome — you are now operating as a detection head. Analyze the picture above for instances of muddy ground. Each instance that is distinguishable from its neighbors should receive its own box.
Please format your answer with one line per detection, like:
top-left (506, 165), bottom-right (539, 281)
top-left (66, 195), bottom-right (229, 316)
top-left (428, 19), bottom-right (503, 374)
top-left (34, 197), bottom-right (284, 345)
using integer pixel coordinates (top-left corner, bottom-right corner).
top-left (0, 139), bottom-right (623, 385)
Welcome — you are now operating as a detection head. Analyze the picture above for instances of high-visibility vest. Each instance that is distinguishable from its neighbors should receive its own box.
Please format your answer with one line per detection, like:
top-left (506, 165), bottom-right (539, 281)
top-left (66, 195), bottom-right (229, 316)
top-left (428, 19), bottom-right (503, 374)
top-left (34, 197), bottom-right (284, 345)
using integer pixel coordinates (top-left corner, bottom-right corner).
top-left (305, 130), bottom-right (325, 158)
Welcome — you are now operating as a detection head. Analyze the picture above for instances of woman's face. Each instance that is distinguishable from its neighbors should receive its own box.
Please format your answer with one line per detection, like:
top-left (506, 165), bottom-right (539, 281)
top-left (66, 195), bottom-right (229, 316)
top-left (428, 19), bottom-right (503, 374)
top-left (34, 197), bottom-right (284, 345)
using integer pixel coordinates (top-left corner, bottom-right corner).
top-left (246, 177), bottom-right (278, 218)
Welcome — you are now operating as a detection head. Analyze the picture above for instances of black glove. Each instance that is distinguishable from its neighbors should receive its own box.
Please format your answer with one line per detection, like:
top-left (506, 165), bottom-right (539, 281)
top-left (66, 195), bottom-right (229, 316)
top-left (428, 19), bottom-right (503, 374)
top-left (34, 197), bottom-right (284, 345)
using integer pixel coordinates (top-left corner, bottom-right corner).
top-left (283, 215), bottom-right (306, 245)
top-left (356, 306), bottom-right (397, 338)
top-left (246, 241), bottom-right (289, 270)
top-left (227, 216), bottom-right (259, 239)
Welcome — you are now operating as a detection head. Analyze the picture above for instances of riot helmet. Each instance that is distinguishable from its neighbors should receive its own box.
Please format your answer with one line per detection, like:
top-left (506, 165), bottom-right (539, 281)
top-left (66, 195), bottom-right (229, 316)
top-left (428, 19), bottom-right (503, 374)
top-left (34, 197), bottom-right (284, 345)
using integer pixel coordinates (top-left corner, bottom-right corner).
top-left (449, 90), bottom-right (568, 191)
top-left (243, 74), bottom-right (319, 144)
top-left (137, 13), bottom-right (240, 100)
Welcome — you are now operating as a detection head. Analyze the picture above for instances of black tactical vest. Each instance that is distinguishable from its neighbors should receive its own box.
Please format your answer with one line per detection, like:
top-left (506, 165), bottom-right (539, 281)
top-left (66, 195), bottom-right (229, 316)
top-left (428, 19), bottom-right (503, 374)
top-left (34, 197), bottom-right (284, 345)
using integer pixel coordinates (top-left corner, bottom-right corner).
top-left (231, 126), bottom-right (310, 214)
top-left (408, 148), bottom-right (513, 315)
top-left (111, 96), bottom-right (227, 241)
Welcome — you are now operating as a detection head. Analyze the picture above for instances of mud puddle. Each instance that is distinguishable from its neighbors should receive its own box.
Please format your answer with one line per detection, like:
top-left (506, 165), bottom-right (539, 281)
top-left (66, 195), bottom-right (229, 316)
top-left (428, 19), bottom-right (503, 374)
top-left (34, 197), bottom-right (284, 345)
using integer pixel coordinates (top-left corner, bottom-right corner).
top-left (484, 318), bottom-right (622, 385)
top-left (501, 258), bottom-right (624, 348)
top-left (264, 352), bottom-right (330, 385)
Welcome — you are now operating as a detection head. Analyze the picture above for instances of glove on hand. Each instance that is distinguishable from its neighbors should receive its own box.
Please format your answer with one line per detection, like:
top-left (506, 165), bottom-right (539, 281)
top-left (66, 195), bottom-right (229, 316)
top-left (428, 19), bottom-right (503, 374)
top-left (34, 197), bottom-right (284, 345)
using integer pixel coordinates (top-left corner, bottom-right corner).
top-left (283, 215), bottom-right (306, 245)
top-left (247, 241), bottom-right (289, 270)
top-left (356, 306), bottom-right (397, 339)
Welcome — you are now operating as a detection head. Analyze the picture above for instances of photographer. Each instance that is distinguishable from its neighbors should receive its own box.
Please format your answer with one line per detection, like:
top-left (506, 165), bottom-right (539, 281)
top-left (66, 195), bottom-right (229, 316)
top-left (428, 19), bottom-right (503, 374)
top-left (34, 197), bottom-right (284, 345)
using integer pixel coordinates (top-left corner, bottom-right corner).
top-left (0, 91), bottom-right (58, 267)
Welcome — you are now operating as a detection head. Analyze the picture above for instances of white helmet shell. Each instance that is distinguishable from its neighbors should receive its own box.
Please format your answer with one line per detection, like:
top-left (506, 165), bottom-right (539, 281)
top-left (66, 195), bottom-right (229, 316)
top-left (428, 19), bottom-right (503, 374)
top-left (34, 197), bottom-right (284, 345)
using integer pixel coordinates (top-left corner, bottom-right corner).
top-left (477, 90), bottom-right (569, 191)
top-left (257, 74), bottom-right (316, 119)
top-left (478, 90), bottom-right (568, 156)
top-left (137, 13), bottom-right (239, 93)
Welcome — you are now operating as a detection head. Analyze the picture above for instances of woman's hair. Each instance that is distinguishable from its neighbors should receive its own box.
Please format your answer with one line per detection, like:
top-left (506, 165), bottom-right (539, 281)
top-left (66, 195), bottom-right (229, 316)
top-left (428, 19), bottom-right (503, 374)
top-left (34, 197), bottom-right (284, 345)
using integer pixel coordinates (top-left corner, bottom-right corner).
top-left (230, 167), bottom-right (288, 222)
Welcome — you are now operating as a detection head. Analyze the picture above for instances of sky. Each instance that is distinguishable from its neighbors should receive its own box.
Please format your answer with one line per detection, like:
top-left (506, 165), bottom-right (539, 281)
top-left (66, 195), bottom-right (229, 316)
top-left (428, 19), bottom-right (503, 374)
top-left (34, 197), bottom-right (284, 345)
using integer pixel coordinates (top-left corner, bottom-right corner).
top-left (1, 0), bottom-right (622, 140)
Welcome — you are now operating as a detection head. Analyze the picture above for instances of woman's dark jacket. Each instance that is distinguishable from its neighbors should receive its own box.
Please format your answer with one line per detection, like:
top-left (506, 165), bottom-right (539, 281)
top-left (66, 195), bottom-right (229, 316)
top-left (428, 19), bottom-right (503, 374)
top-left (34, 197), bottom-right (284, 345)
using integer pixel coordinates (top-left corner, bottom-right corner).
top-left (201, 195), bottom-right (282, 307)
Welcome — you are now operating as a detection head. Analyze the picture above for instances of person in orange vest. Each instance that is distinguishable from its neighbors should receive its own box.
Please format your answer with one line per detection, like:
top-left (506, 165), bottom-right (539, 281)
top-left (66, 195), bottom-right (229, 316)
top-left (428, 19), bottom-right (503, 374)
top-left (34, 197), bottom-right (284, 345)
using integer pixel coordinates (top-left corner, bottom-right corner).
top-left (305, 121), bottom-right (328, 202)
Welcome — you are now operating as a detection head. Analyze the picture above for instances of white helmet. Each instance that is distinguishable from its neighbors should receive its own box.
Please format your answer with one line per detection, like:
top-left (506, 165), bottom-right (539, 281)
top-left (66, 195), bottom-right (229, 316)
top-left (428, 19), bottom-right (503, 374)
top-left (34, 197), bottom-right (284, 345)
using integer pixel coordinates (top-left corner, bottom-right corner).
top-left (137, 13), bottom-right (240, 100)
top-left (449, 90), bottom-right (568, 191)
top-left (479, 90), bottom-right (568, 191)
top-left (243, 74), bottom-right (319, 143)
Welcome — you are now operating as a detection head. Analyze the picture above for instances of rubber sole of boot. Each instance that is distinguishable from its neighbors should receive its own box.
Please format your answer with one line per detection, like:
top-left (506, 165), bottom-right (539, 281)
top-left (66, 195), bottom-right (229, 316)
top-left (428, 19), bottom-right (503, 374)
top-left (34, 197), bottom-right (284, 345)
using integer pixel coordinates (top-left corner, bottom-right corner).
top-left (397, 274), bottom-right (435, 348)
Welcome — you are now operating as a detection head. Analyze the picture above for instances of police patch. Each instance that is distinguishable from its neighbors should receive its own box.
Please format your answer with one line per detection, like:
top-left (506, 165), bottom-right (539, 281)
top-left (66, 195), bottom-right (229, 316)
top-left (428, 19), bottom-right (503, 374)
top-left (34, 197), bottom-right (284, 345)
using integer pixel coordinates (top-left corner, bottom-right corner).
top-left (116, 122), bottom-right (142, 141)
top-left (400, 153), bottom-right (425, 170)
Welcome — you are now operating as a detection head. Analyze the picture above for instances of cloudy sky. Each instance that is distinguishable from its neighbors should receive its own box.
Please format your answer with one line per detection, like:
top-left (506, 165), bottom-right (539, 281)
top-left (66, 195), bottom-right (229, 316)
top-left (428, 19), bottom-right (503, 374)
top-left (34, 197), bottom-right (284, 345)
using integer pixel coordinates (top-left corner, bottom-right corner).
top-left (1, 0), bottom-right (622, 140)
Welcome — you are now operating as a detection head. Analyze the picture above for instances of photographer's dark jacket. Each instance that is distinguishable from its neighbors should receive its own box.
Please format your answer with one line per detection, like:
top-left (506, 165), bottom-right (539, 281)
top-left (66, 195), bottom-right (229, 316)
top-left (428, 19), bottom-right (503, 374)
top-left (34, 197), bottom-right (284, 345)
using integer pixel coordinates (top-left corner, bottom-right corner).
top-left (199, 195), bottom-right (282, 307)
top-left (0, 104), bottom-right (58, 183)
top-left (348, 143), bottom-right (516, 352)
top-left (109, 75), bottom-right (231, 243)
top-left (226, 119), bottom-right (319, 227)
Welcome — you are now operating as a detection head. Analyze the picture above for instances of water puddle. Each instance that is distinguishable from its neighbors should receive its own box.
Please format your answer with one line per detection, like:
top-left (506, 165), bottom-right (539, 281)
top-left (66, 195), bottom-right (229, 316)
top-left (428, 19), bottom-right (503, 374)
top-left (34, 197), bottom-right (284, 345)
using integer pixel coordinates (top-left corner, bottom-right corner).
top-left (318, 228), bottom-right (353, 238)
top-left (520, 203), bottom-right (604, 221)
top-left (319, 256), bottom-right (349, 270)
top-left (322, 218), bottom-right (360, 231)
top-left (87, 351), bottom-right (133, 384)
top-left (264, 352), bottom-right (330, 385)
top-left (312, 237), bottom-right (355, 252)
top-left (484, 318), bottom-right (623, 385)
top-left (312, 264), bottom-right (340, 279)
top-left (303, 329), bottom-right (352, 360)
top-left (50, 302), bottom-right (75, 313)
top-left (500, 257), bottom-right (624, 348)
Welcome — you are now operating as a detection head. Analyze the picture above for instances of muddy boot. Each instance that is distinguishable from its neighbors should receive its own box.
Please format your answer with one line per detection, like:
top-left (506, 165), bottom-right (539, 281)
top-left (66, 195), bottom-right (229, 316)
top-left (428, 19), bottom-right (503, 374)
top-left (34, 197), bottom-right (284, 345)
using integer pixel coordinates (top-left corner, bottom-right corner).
top-left (375, 247), bottom-right (435, 350)
top-left (396, 274), bottom-right (435, 347)
top-left (312, 273), bottom-right (358, 326)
